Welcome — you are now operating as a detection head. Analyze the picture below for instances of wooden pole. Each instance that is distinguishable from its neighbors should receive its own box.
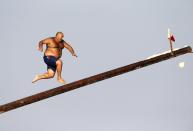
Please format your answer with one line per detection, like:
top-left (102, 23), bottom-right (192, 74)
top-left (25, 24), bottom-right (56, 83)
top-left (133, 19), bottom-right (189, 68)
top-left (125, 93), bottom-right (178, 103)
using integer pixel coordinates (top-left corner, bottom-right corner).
top-left (0, 46), bottom-right (192, 114)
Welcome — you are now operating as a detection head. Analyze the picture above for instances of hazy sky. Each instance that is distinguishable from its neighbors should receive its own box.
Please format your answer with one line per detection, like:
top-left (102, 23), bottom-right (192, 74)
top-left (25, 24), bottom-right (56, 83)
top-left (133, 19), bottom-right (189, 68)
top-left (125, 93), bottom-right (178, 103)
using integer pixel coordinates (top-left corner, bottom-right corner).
top-left (0, 0), bottom-right (193, 131)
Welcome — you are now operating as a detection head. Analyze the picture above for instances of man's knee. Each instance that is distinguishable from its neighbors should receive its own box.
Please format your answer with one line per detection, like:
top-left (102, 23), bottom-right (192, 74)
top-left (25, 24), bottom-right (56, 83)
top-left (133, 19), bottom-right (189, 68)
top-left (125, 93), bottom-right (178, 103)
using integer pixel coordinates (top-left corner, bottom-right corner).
top-left (47, 69), bottom-right (55, 78)
top-left (56, 59), bottom-right (63, 66)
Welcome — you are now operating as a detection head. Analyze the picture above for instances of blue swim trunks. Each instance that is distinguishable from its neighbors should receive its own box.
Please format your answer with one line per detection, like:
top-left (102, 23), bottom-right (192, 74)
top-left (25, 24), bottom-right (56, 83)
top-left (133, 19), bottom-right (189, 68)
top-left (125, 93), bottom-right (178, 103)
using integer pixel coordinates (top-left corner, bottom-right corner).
top-left (43, 56), bottom-right (58, 72)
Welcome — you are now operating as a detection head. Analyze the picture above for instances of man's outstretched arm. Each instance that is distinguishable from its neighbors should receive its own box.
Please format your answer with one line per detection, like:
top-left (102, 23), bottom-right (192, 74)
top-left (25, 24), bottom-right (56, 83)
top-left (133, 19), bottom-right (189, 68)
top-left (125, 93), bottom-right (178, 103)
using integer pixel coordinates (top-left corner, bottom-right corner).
top-left (64, 41), bottom-right (77, 57)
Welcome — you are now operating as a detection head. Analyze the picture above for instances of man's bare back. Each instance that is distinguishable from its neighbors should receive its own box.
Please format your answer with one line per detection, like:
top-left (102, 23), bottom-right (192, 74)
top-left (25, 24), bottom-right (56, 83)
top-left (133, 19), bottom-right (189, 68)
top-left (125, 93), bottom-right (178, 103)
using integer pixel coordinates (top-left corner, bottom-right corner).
top-left (32, 32), bottom-right (77, 84)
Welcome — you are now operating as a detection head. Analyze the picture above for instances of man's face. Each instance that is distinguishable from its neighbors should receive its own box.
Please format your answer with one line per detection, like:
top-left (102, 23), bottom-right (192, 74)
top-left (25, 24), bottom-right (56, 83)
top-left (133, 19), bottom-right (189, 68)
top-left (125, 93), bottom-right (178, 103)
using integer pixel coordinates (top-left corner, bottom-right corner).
top-left (56, 33), bottom-right (64, 41)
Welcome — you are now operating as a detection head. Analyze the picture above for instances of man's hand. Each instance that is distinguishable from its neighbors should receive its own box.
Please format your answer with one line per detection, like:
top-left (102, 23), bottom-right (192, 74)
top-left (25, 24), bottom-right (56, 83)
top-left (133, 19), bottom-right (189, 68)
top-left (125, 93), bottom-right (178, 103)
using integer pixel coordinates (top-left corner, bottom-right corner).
top-left (37, 46), bottom-right (43, 52)
top-left (72, 53), bottom-right (78, 58)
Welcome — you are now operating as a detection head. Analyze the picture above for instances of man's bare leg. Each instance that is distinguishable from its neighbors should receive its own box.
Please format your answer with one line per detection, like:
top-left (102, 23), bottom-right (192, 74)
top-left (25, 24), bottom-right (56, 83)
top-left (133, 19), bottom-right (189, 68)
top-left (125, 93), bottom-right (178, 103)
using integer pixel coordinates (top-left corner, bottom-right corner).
top-left (32, 69), bottom-right (55, 83)
top-left (56, 59), bottom-right (66, 84)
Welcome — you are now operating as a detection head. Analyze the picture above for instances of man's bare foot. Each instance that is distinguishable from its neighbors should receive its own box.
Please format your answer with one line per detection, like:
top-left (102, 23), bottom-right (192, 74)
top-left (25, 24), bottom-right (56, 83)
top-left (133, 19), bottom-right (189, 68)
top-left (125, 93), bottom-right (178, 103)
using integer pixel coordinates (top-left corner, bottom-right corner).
top-left (57, 78), bottom-right (67, 84)
top-left (32, 75), bottom-right (40, 83)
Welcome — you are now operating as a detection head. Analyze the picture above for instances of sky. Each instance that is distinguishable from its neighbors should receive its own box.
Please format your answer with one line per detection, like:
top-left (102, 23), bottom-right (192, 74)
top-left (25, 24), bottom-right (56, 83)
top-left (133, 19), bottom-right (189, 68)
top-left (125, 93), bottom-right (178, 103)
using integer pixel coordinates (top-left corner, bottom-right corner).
top-left (0, 0), bottom-right (193, 131)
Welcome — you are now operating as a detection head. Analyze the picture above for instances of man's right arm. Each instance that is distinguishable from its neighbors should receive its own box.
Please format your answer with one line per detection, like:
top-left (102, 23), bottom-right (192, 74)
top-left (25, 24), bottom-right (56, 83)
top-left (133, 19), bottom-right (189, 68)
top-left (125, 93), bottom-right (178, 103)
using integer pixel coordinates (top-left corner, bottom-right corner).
top-left (37, 38), bottom-right (50, 52)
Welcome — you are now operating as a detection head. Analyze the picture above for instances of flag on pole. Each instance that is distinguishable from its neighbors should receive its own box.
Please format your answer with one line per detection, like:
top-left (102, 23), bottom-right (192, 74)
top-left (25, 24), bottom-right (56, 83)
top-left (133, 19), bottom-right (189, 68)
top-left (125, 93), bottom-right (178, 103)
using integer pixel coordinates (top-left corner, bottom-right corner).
top-left (167, 28), bottom-right (175, 55)
top-left (168, 28), bottom-right (175, 42)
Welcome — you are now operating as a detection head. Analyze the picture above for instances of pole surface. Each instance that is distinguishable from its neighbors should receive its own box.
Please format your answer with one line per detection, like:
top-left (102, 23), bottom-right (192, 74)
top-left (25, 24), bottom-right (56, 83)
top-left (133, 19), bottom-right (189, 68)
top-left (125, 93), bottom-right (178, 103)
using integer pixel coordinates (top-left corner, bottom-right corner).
top-left (0, 46), bottom-right (192, 114)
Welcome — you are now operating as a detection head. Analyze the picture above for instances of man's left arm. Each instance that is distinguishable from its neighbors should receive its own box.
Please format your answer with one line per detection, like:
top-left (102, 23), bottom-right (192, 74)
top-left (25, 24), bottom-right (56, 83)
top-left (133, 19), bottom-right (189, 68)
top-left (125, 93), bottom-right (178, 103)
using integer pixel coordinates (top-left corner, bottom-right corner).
top-left (63, 41), bottom-right (77, 57)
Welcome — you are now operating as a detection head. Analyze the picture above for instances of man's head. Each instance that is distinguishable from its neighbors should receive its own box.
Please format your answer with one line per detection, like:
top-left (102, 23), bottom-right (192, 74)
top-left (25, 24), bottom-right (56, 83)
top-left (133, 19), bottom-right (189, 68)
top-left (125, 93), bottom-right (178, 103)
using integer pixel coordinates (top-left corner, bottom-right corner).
top-left (55, 32), bottom-right (64, 41)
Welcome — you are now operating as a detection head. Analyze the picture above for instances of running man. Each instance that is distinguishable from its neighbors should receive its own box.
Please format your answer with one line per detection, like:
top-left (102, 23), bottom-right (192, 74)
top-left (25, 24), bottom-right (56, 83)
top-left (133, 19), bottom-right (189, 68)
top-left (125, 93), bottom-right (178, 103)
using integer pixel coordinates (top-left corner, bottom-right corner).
top-left (32, 32), bottom-right (77, 84)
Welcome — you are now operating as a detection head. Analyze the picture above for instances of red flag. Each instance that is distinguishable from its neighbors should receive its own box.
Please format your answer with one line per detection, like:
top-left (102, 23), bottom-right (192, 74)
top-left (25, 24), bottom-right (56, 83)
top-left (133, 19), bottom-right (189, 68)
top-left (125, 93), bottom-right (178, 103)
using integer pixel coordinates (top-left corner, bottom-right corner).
top-left (169, 35), bottom-right (175, 42)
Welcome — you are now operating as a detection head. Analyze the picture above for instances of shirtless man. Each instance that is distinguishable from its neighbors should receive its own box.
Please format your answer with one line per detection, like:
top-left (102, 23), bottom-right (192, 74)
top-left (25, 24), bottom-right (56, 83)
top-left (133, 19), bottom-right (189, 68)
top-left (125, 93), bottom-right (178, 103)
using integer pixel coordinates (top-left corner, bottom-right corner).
top-left (32, 32), bottom-right (77, 84)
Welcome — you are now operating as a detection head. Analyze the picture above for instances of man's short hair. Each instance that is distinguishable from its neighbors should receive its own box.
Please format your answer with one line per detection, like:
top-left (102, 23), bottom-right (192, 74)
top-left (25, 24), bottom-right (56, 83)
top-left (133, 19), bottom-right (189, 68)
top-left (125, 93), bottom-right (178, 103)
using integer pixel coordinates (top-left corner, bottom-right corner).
top-left (56, 32), bottom-right (63, 36)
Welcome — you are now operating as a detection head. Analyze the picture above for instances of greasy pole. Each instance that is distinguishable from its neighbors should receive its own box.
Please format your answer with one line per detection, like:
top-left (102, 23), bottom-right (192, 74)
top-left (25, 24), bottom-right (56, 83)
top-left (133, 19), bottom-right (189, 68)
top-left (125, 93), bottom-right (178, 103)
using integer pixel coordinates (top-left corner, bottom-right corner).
top-left (0, 46), bottom-right (192, 114)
